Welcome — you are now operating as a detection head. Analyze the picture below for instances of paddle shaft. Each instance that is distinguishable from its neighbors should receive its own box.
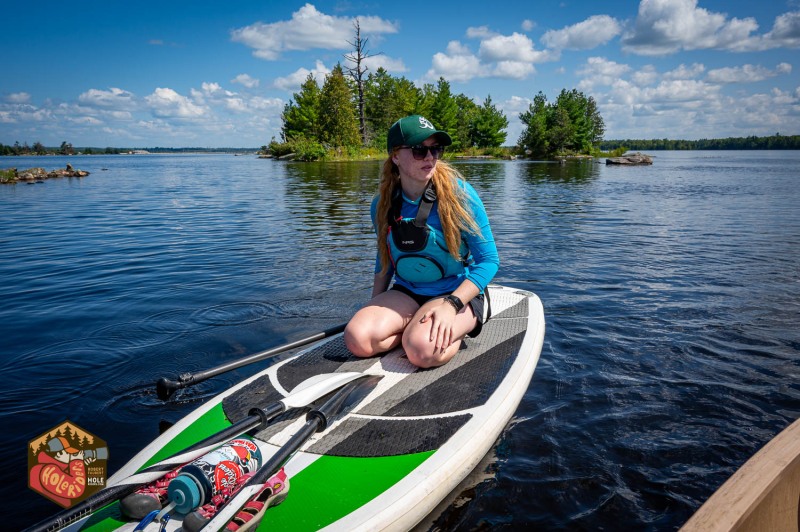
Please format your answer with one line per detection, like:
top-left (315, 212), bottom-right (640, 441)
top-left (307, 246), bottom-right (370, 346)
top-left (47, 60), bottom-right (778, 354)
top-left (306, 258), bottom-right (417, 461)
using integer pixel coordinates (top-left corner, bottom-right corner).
top-left (204, 375), bottom-right (381, 529)
top-left (156, 323), bottom-right (346, 399)
top-left (22, 403), bottom-right (279, 532)
top-left (24, 371), bottom-right (364, 532)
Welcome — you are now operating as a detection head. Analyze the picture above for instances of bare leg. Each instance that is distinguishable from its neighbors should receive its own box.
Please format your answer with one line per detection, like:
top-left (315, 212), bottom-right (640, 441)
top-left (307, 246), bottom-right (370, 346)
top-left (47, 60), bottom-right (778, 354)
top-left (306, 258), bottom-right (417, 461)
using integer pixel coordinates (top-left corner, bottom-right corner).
top-left (344, 290), bottom-right (420, 358)
top-left (402, 299), bottom-right (478, 368)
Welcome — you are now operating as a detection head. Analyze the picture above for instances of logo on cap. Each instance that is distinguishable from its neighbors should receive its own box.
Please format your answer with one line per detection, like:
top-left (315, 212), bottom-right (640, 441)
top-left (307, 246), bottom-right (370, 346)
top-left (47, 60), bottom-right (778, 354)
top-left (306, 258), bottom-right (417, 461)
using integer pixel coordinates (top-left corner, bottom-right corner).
top-left (419, 117), bottom-right (435, 130)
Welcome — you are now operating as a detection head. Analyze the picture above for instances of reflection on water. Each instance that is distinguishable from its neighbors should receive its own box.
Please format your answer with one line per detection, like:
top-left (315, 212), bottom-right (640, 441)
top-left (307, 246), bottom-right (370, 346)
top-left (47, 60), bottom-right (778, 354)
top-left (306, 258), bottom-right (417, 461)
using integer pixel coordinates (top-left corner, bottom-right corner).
top-left (2, 152), bottom-right (800, 529)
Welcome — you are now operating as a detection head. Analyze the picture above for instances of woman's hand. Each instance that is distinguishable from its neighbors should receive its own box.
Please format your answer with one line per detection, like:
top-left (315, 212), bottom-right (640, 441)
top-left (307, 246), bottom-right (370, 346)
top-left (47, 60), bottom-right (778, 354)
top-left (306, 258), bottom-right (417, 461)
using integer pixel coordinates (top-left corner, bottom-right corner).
top-left (419, 298), bottom-right (459, 353)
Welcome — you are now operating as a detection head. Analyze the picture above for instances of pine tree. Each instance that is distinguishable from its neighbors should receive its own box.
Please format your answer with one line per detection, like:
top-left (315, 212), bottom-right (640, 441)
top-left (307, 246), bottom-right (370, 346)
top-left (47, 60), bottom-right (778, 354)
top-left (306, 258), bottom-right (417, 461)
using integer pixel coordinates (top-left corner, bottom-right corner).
top-left (429, 78), bottom-right (459, 146)
top-left (470, 95), bottom-right (508, 148)
top-left (319, 64), bottom-right (360, 148)
top-left (518, 92), bottom-right (549, 157)
top-left (282, 74), bottom-right (321, 141)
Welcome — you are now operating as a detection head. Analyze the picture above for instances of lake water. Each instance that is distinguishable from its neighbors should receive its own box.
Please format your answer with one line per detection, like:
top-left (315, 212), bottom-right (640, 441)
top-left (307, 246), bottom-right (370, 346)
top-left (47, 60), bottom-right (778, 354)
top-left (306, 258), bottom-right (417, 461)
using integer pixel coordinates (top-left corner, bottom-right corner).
top-left (3, 151), bottom-right (799, 530)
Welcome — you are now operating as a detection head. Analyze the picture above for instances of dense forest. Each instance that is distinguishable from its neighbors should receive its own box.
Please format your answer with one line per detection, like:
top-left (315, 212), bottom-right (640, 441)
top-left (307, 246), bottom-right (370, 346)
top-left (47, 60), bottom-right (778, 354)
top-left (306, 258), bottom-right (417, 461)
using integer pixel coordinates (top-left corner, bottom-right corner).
top-left (0, 141), bottom-right (124, 156)
top-left (600, 134), bottom-right (800, 151)
top-left (272, 64), bottom-right (511, 160)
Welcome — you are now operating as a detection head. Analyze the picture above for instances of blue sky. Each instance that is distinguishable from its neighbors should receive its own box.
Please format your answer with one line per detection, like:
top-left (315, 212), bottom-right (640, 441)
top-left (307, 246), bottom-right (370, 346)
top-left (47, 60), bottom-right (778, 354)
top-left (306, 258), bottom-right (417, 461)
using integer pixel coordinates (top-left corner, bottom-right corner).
top-left (1, 0), bottom-right (798, 148)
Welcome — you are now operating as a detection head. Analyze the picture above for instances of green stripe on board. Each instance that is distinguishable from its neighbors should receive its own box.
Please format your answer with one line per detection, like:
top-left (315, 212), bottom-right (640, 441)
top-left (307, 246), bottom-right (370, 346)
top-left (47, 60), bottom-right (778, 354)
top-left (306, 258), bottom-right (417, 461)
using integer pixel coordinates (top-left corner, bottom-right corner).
top-left (260, 451), bottom-right (434, 531)
top-left (80, 404), bottom-right (234, 530)
top-left (142, 403), bottom-right (233, 468)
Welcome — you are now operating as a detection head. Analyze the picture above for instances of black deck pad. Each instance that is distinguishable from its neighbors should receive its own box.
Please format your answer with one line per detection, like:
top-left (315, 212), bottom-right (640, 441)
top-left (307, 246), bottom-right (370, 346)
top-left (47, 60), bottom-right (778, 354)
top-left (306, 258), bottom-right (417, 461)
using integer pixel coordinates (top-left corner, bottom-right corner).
top-left (307, 414), bottom-right (473, 457)
top-left (221, 295), bottom-right (530, 452)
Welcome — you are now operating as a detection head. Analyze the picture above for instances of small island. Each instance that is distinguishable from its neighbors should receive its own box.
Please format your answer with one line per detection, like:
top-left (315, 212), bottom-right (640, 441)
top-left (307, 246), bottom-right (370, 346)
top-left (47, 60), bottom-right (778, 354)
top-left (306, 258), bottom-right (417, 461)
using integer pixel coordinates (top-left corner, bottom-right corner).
top-left (606, 152), bottom-right (653, 165)
top-left (1, 164), bottom-right (90, 184)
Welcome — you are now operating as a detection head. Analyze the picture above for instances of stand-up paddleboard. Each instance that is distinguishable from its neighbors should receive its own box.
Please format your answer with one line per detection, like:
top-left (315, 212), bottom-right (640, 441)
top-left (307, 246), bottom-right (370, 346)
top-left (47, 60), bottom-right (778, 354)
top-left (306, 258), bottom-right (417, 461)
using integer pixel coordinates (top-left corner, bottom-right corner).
top-left (43, 285), bottom-right (545, 531)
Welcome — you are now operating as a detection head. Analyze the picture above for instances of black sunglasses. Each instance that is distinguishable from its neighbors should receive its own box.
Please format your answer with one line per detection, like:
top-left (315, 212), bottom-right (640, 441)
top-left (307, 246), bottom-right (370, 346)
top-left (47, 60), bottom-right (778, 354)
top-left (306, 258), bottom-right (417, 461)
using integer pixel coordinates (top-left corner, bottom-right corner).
top-left (398, 145), bottom-right (445, 160)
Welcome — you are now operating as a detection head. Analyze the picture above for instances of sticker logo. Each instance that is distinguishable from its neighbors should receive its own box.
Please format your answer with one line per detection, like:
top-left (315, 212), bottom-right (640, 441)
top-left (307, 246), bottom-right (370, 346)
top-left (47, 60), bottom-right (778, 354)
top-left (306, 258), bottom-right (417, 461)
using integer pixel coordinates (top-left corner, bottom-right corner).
top-left (418, 117), bottom-right (435, 130)
top-left (28, 420), bottom-right (108, 508)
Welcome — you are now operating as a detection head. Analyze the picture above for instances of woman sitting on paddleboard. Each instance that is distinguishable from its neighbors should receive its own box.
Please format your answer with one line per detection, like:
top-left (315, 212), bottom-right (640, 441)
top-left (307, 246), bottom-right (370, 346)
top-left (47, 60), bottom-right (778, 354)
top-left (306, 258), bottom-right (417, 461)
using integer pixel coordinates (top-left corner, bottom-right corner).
top-left (345, 115), bottom-right (499, 368)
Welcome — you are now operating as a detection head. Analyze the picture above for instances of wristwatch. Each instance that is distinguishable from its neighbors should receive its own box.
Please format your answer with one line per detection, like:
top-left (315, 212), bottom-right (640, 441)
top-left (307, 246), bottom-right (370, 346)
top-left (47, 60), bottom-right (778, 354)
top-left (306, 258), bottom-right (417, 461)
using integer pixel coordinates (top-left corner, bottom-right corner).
top-left (443, 294), bottom-right (465, 312)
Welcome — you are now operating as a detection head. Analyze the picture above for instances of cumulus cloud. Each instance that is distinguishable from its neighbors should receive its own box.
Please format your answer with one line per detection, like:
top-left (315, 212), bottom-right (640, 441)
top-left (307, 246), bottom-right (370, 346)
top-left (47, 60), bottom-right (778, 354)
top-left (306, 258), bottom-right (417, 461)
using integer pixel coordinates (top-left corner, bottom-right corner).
top-left (5, 92), bottom-right (32, 104)
top-left (479, 32), bottom-right (549, 63)
top-left (521, 19), bottom-right (535, 32)
top-left (231, 3), bottom-right (398, 60)
top-left (541, 15), bottom-right (622, 50)
top-left (361, 54), bottom-right (407, 73)
top-left (757, 11), bottom-right (800, 49)
top-left (273, 60), bottom-right (331, 92)
top-left (231, 74), bottom-right (260, 88)
top-left (622, 0), bottom-right (760, 55)
top-left (427, 43), bottom-right (483, 82)
top-left (145, 88), bottom-right (206, 119)
top-left (571, 54), bottom-right (800, 139)
top-left (425, 29), bottom-right (556, 82)
top-left (706, 63), bottom-right (793, 83)
top-left (577, 57), bottom-right (632, 89)
top-left (663, 63), bottom-right (706, 80)
top-left (78, 88), bottom-right (135, 108)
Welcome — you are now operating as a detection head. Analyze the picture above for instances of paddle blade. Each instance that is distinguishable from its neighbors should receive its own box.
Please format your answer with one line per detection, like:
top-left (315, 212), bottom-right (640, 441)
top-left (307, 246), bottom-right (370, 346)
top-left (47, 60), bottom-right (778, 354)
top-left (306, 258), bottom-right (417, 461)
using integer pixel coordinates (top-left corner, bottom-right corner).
top-left (281, 372), bottom-right (364, 409)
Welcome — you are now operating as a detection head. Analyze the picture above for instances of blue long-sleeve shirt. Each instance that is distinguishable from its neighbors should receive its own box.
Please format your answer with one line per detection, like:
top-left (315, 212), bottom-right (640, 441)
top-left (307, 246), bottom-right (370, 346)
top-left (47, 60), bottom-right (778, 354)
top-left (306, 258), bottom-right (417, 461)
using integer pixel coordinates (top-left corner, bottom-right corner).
top-left (371, 180), bottom-right (499, 295)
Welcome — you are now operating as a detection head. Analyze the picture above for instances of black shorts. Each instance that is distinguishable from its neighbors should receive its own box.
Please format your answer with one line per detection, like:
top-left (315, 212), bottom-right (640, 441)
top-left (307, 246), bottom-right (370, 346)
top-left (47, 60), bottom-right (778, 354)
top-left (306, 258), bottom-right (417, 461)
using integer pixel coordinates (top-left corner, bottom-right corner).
top-left (390, 284), bottom-right (490, 337)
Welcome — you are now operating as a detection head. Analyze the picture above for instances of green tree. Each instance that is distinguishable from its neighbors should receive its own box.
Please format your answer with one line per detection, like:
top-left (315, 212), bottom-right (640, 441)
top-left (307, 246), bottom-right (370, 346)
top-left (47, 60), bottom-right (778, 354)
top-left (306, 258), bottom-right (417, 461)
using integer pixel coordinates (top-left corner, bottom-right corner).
top-left (318, 64), bottom-right (360, 148)
top-left (363, 68), bottom-right (421, 149)
top-left (428, 78), bottom-right (459, 147)
top-left (518, 92), bottom-right (549, 157)
top-left (518, 89), bottom-right (605, 157)
top-left (470, 95), bottom-right (508, 148)
top-left (282, 74), bottom-right (321, 141)
top-left (453, 94), bottom-right (479, 150)
top-left (59, 141), bottom-right (74, 155)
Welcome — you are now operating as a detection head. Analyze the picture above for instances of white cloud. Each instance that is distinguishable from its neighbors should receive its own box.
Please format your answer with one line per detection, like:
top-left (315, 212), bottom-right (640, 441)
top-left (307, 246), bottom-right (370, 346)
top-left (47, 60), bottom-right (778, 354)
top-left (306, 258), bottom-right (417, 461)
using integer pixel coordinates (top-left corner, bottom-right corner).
top-left (479, 32), bottom-right (549, 63)
top-left (273, 60), bottom-right (331, 92)
top-left (5, 92), bottom-right (32, 104)
top-left (78, 88), bottom-right (135, 108)
top-left (145, 88), bottom-right (206, 119)
top-left (231, 74), bottom-right (260, 89)
top-left (541, 15), bottom-right (622, 50)
top-left (230, 3), bottom-right (398, 60)
top-left (706, 63), bottom-right (793, 83)
top-left (577, 57), bottom-right (632, 89)
top-left (427, 46), bottom-right (483, 82)
top-left (571, 54), bottom-right (800, 140)
top-left (492, 61), bottom-right (536, 79)
top-left (663, 63), bottom-right (706, 80)
top-left (362, 54), bottom-right (407, 73)
top-left (622, 0), bottom-right (760, 55)
top-left (466, 26), bottom-right (496, 39)
top-left (759, 11), bottom-right (800, 49)
top-left (521, 19), bottom-right (535, 32)
top-left (631, 65), bottom-right (659, 87)
top-left (426, 28), bottom-right (559, 83)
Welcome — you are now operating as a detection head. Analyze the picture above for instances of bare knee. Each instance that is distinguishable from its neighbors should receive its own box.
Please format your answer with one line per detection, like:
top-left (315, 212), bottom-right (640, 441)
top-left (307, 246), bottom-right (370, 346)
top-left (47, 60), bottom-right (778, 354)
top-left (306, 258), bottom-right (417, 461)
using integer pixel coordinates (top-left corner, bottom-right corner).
top-left (403, 332), bottom-right (452, 369)
top-left (344, 322), bottom-right (376, 358)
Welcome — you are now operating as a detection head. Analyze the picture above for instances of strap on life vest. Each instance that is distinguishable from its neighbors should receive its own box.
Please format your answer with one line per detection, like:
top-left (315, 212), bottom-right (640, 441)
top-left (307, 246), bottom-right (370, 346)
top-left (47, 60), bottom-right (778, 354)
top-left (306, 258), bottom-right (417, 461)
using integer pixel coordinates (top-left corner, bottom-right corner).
top-left (390, 181), bottom-right (436, 228)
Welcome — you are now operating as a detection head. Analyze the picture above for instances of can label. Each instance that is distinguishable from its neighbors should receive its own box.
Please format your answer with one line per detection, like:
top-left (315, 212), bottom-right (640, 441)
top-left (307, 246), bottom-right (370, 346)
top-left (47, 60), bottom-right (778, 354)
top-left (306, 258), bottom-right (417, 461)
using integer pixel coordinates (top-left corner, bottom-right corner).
top-left (194, 438), bottom-right (261, 496)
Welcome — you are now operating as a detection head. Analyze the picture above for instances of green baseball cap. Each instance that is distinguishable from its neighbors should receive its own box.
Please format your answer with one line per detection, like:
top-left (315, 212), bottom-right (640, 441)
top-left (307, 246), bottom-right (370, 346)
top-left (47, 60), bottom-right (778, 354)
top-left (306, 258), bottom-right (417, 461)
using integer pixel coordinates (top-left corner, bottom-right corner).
top-left (387, 115), bottom-right (452, 153)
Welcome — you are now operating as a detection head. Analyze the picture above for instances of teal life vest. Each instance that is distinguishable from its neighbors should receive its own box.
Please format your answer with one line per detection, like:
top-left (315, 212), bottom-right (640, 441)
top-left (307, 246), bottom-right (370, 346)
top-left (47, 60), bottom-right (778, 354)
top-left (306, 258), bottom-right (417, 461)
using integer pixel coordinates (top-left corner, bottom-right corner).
top-left (387, 183), bottom-right (472, 283)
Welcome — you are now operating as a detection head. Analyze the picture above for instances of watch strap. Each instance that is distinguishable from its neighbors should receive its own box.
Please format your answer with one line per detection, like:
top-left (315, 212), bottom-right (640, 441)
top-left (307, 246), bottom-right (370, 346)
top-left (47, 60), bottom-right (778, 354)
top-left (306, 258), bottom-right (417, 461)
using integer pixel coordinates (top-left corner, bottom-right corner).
top-left (443, 294), bottom-right (464, 312)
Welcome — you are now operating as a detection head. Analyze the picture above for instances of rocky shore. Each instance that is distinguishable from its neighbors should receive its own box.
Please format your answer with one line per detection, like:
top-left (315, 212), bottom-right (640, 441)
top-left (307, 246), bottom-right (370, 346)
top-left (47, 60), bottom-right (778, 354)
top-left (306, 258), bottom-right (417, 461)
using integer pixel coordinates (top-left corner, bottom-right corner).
top-left (0, 164), bottom-right (90, 184)
top-left (606, 152), bottom-right (653, 165)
